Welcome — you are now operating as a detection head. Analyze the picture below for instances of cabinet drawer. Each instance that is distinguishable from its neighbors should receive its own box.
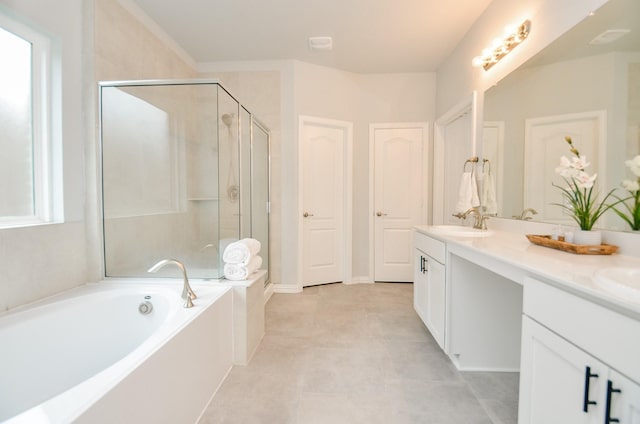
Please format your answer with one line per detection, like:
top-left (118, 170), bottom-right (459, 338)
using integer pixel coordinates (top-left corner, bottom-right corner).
top-left (524, 277), bottom-right (640, 383)
top-left (414, 232), bottom-right (445, 264)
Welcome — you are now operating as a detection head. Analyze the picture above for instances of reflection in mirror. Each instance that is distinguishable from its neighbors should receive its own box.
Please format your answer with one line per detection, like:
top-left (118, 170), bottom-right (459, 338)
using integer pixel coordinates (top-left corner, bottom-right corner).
top-left (482, 0), bottom-right (640, 232)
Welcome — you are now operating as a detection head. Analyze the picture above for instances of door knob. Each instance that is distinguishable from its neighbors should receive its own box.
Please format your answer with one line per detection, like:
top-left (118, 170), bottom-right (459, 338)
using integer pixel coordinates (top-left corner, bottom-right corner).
top-left (376, 211), bottom-right (388, 217)
top-left (303, 212), bottom-right (314, 218)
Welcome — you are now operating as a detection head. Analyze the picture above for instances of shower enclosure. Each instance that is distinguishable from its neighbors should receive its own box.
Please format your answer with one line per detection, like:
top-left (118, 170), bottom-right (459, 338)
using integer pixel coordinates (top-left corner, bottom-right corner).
top-left (99, 80), bottom-right (269, 281)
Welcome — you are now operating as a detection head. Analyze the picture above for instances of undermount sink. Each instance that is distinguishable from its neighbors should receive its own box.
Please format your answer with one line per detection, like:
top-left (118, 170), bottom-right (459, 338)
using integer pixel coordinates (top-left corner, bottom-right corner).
top-left (428, 225), bottom-right (494, 238)
top-left (593, 267), bottom-right (640, 303)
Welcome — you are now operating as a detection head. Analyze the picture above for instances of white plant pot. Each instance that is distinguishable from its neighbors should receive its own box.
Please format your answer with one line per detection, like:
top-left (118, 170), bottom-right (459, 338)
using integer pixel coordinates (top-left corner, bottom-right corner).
top-left (573, 229), bottom-right (602, 246)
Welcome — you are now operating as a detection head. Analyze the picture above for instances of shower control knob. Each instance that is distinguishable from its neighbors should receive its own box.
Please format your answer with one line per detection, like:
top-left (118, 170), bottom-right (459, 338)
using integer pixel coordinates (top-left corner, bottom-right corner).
top-left (303, 212), bottom-right (314, 218)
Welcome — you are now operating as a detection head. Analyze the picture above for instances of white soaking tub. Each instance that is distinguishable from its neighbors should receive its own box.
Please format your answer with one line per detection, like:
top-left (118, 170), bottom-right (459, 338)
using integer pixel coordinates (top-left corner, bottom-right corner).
top-left (0, 281), bottom-right (233, 424)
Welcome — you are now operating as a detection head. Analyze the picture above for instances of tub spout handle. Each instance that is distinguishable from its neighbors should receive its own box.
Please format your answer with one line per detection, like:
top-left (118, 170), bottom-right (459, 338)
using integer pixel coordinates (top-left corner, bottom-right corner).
top-left (147, 259), bottom-right (197, 308)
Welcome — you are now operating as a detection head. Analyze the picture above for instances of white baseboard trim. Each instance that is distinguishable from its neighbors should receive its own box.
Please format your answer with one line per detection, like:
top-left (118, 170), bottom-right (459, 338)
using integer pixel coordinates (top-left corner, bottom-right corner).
top-left (272, 283), bottom-right (303, 294)
top-left (343, 276), bottom-right (374, 285)
top-left (264, 282), bottom-right (274, 304)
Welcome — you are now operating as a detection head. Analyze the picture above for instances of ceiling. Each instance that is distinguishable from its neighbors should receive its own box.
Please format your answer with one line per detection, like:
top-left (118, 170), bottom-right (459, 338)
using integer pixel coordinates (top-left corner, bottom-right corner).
top-left (129, 0), bottom-right (493, 74)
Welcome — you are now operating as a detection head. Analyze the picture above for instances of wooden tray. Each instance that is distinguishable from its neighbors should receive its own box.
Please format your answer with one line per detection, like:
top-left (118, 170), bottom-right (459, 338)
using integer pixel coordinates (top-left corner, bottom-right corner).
top-left (525, 234), bottom-right (618, 255)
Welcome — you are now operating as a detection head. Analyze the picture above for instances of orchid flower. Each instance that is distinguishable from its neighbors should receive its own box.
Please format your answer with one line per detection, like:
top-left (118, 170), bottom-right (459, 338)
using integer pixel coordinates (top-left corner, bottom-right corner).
top-left (552, 136), bottom-right (621, 231)
top-left (613, 155), bottom-right (640, 230)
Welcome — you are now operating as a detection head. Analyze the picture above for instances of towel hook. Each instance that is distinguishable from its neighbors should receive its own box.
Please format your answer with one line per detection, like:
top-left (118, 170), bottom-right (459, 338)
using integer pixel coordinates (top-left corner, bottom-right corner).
top-left (463, 156), bottom-right (479, 172)
top-left (483, 159), bottom-right (491, 173)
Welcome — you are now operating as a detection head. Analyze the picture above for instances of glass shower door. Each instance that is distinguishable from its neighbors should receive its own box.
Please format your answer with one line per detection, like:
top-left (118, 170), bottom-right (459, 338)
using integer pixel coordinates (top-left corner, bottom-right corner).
top-left (251, 119), bottom-right (270, 284)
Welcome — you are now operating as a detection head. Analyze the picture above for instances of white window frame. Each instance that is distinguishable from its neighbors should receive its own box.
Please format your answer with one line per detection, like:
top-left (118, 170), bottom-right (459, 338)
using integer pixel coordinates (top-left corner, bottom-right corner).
top-left (0, 13), bottom-right (58, 228)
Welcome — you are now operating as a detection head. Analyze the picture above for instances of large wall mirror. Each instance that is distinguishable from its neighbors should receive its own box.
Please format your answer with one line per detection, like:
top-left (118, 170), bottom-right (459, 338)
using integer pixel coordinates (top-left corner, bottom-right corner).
top-left (482, 0), bottom-right (639, 232)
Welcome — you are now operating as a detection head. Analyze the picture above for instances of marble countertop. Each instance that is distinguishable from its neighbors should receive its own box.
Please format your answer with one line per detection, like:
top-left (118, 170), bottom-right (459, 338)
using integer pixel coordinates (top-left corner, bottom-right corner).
top-left (415, 225), bottom-right (640, 320)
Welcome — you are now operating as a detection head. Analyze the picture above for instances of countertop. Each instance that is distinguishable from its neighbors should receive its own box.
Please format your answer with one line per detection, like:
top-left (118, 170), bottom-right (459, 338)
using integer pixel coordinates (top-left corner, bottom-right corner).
top-left (415, 225), bottom-right (640, 320)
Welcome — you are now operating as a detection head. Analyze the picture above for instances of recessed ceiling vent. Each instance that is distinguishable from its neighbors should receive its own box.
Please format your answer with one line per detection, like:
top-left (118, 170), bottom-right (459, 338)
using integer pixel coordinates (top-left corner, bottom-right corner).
top-left (589, 29), bottom-right (630, 45)
top-left (308, 36), bottom-right (333, 51)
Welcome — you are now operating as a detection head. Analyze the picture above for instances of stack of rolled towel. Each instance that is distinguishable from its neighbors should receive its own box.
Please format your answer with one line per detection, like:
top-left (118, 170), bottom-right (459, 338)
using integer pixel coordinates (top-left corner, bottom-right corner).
top-left (222, 238), bottom-right (262, 281)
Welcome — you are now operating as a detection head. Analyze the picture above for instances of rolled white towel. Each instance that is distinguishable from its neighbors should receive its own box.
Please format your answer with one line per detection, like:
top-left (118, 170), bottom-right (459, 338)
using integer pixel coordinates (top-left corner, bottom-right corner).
top-left (222, 238), bottom-right (261, 265)
top-left (224, 256), bottom-right (263, 281)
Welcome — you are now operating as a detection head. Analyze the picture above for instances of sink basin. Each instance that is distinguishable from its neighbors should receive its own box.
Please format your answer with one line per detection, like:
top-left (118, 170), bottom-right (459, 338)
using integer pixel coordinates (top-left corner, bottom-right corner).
top-left (428, 225), bottom-right (494, 238)
top-left (593, 267), bottom-right (640, 303)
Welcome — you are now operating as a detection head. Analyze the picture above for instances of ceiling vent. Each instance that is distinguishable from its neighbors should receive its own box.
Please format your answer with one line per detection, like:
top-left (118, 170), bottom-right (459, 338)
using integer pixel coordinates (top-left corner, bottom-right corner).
top-left (308, 36), bottom-right (333, 51)
top-left (589, 29), bottom-right (630, 45)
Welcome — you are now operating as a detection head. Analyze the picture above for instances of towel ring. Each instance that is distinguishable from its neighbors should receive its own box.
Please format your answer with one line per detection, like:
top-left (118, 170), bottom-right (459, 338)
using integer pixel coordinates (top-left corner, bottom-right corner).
top-left (463, 156), bottom-right (479, 172)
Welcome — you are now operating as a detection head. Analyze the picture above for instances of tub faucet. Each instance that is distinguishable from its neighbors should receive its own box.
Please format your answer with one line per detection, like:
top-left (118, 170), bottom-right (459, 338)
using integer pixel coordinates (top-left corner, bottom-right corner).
top-left (147, 259), bottom-right (197, 308)
top-left (514, 208), bottom-right (538, 220)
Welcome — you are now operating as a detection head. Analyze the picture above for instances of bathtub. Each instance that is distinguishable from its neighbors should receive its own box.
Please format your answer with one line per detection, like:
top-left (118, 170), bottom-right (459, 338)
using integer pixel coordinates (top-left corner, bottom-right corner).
top-left (0, 281), bottom-right (233, 424)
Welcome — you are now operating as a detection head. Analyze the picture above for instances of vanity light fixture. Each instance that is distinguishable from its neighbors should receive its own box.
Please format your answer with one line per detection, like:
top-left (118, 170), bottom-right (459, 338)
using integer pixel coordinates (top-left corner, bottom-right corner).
top-left (472, 20), bottom-right (531, 71)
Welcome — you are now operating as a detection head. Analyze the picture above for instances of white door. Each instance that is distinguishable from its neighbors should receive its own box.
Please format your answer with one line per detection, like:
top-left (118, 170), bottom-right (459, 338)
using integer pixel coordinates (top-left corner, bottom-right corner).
top-left (372, 124), bottom-right (426, 282)
top-left (433, 94), bottom-right (476, 225)
top-left (524, 111), bottom-right (605, 224)
top-left (300, 116), bottom-right (352, 286)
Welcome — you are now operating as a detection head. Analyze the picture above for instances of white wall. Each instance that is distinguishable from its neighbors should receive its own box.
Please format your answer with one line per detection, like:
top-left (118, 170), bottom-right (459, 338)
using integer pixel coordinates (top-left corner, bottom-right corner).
top-left (0, 0), bottom-right (87, 311)
top-left (199, 61), bottom-right (435, 290)
top-left (290, 61), bottom-right (436, 288)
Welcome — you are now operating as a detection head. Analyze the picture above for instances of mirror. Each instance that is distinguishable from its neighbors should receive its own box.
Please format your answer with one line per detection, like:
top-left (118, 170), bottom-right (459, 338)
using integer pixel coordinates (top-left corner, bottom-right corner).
top-left (482, 0), bottom-right (640, 231)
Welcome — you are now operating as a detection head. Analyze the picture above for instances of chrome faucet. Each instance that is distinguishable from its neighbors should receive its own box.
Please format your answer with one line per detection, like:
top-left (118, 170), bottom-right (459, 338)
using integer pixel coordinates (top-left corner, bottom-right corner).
top-left (514, 208), bottom-right (538, 221)
top-left (147, 259), bottom-right (197, 308)
top-left (452, 207), bottom-right (490, 230)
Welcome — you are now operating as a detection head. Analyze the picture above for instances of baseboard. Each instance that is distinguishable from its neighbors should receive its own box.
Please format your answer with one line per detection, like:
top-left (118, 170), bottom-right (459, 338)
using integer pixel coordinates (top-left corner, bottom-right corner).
top-left (343, 276), bottom-right (374, 285)
top-left (272, 283), bottom-right (303, 294)
top-left (263, 282), bottom-right (274, 304)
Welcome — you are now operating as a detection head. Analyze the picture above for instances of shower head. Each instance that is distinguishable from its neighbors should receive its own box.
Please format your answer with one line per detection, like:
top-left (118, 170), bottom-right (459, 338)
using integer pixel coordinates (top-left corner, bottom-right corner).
top-left (221, 113), bottom-right (234, 128)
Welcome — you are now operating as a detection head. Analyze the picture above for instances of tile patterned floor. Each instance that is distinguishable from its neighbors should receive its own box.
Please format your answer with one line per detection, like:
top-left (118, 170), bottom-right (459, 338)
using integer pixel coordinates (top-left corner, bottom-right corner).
top-left (199, 282), bottom-right (518, 424)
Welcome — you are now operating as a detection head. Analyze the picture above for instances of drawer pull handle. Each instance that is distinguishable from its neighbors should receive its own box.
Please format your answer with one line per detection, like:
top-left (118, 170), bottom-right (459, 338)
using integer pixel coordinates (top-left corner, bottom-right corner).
top-left (582, 366), bottom-right (598, 412)
top-left (605, 380), bottom-right (621, 424)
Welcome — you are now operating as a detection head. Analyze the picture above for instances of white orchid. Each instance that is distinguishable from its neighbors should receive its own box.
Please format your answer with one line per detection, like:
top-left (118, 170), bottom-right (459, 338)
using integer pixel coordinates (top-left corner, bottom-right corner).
top-left (624, 155), bottom-right (640, 177)
top-left (613, 155), bottom-right (640, 230)
top-left (571, 155), bottom-right (590, 170)
top-left (622, 179), bottom-right (640, 192)
top-left (553, 136), bottom-right (620, 231)
top-left (575, 171), bottom-right (597, 189)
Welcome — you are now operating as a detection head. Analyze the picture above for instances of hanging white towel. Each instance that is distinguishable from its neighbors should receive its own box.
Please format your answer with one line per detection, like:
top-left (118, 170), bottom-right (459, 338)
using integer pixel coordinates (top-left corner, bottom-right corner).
top-left (222, 238), bottom-right (261, 265)
top-left (482, 168), bottom-right (498, 215)
top-left (455, 172), bottom-right (480, 214)
top-left (224, 256), bottom-right (263, 281)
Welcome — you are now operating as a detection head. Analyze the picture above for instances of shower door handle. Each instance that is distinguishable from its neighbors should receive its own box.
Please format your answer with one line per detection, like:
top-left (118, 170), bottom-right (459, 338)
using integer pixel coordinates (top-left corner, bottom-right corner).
top-left (303, 212), bottom-right (314, 218)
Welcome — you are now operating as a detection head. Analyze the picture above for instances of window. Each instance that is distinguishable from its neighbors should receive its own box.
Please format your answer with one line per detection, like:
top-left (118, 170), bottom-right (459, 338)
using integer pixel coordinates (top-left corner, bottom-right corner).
top-left (0, 14), bottom-right (57, 227)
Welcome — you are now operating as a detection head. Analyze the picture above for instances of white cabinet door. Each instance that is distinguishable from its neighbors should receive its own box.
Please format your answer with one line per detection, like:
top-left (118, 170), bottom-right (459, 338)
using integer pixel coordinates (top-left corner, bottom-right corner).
top-left (519, 316), bottom-right (605, 424)
top-left (607, 370), bottom-right (640, 424)
top-left (413, 245), bottom-right (446, 350)
top-left (413, 249), bottom-right (427, 322)
top-left (425, 256), bottom-right (445, 350)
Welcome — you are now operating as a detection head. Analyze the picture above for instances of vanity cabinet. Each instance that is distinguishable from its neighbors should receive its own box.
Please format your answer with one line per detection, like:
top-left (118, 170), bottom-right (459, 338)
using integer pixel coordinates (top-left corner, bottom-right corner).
top-left (413, 232), bottom-right (446, 349)
top-left (519, 277), bottom-right (640, 424)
